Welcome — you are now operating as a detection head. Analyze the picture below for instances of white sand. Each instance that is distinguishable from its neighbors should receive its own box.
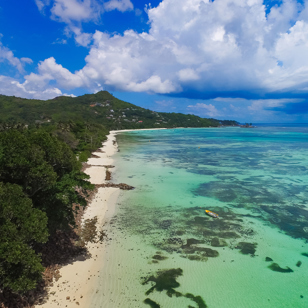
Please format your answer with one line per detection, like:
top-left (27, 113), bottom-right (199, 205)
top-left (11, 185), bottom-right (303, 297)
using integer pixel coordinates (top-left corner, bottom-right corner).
top-left (39, 128), bottom-right (164, 307)
top-left (39, 132), bottom-right (120, 308)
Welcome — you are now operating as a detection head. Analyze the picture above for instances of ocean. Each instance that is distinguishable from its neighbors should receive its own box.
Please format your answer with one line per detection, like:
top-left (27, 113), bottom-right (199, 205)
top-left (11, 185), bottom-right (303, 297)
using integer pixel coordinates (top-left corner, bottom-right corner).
top-left (92, 126), bottom-right (308, 308)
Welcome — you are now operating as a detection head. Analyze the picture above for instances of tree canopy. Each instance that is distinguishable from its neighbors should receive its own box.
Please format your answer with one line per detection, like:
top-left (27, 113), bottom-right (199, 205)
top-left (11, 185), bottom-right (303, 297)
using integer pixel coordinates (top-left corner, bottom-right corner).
top-left (0, 129), bottom-right (93, 293)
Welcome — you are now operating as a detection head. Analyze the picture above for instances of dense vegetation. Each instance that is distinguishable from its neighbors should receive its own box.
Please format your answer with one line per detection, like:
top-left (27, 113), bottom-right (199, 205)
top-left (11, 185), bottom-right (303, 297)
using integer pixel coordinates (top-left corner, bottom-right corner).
top-left (0, 129), bottom-right (92, 295)
top-left (0, 91), bottom-right (238, 301)
top-left (0, 91), bottom-right (238, 130)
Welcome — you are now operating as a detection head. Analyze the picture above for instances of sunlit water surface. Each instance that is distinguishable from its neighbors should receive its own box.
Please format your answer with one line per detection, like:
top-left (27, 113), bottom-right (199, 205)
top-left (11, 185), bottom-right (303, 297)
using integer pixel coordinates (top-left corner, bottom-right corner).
top-left (92, 126), bottom-right (308, 308)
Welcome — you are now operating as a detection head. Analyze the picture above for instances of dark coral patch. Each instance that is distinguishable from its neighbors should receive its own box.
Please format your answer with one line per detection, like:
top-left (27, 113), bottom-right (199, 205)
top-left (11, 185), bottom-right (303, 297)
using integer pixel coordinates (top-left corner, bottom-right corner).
top-left (201, 248), bottom-right (219, 257)
top-left (235, 242), bottom-right (257, 255)
top-left (211, 237), bottom-right (227, 247)
top-left (142, 268), bottom-right (208, 307)
top-left (268, 263), bottom-right (293, 273)
top-left (185, 293), bottom-right (208, 308)
top-left (152, 254), bottom-right (168, 261)
top-left (187, 255), bottom-right (208, 262)
top-left (144, 298), bottom-right (161, 308)
top-left (183, 238), bottom-right (205, 247)
top-left (265, 257), bottom-right (273, 262)
top-left (142, 268), bottom-right (183, 296)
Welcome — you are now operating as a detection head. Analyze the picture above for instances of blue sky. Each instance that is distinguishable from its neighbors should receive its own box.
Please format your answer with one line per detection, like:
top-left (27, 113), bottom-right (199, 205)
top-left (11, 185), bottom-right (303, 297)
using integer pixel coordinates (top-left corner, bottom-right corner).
top-left (1, 0), bottom-right (308, 123)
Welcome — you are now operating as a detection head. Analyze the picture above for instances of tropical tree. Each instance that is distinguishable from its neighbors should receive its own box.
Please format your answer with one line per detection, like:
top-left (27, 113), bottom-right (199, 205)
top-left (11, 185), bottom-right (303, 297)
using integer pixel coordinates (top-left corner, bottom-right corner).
top-left (0, 182), bottom-right (48, 292)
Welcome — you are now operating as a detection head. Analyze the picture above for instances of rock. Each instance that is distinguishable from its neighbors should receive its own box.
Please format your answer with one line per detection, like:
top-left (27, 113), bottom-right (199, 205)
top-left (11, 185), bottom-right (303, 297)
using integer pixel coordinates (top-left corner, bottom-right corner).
top-left (96, 183), bottom-right (134, 190)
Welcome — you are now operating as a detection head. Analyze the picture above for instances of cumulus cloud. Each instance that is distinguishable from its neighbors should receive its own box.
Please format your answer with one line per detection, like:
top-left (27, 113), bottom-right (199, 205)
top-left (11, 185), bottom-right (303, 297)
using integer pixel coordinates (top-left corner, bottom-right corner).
top-left (0, 75), bottom-right (74, 100)
top-left (25, 57), bottom-right (85, 90)
top-left (187, 103), bottom-right (220, 117)
top-left (64, 0), bottom-right (308, 96)
top-left (104, 0), bottom-right (133, 12)
top-left (49, 0), bottom-right (101, 23)
top-left (0, 41), bottom-right (32, 73)
top-left (27, 0), bottom-right (308, 100)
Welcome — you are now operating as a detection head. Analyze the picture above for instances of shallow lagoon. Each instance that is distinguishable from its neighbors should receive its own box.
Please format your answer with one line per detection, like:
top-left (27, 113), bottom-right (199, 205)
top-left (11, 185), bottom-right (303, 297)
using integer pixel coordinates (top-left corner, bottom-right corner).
top-left (92, 127), bottom-right (308, 308)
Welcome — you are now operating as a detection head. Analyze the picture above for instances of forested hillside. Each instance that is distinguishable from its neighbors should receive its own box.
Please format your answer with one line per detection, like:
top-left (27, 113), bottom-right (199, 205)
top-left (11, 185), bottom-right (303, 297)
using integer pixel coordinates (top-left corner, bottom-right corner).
top-left (0, 91), bottom-right (238, 130)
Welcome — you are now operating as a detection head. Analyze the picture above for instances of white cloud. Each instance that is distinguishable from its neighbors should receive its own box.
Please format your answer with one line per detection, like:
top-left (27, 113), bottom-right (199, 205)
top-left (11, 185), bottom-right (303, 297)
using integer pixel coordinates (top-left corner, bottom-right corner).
top-left (247, 98), bottom-right (303, 111)
top-left (187, 103), bottom-right (220, 117)
top-left (104, 0), bottom-right (133, 12)
top-left (0, 41), bottom-right (32, 73)
top-left (68, 0), bottom-right (308, 95)
top-left (178, 68), bottom-right (199, 82)
top-left (52, 38), bottom-right (68, 44)
top-left (20, 57), bottom-right (33, 64)
top-left (26, 0), bottom-right (308, 100)
top-left (69, 26), bottom-right (92, 46)
top-left (0, 75), bottom-right (72, 100)
top-left (49, 0), bottom-right (102, 23)
top-left (35, 0), bottom-right (50, 13)
top-left (25, 57), bottom-right (85, 90)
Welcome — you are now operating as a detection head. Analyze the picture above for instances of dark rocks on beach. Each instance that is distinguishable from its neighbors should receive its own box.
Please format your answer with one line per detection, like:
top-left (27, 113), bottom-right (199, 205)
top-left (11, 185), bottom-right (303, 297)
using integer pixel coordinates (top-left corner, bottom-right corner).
top-left (91, 153), bottom-right (100, 158)
top-left (96, 183), bottom-right (134, 190)
top-left (102, 165), bottom-right (115, 168)
top-left (105, 170), bottom-right (111, 181)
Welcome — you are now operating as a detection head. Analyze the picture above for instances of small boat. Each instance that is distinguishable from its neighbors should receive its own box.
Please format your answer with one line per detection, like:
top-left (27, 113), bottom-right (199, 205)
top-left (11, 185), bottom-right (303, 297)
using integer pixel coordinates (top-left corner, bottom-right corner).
top-left (205, 210), bottom-right (219, 218)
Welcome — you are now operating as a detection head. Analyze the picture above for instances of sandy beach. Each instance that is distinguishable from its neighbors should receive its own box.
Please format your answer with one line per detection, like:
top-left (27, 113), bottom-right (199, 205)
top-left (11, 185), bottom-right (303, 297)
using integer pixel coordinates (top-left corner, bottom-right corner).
top-left (38, 128), bottom-right (168, 308)
top-left (39, 131), bottom-right (120, 308)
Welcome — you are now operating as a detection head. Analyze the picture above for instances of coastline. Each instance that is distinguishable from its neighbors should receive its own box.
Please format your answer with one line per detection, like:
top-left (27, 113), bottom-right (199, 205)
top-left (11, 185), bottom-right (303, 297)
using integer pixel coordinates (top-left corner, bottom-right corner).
top-left (38, 128), bottom-right (168, 307)
top-left (39, 131), bottom-right (120, 308)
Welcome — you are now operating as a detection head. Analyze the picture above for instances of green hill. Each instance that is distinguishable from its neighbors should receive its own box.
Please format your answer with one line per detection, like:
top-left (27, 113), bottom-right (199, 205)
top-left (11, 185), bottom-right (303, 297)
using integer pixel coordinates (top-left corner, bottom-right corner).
top-left (0, 91), bottom-right (238, 129)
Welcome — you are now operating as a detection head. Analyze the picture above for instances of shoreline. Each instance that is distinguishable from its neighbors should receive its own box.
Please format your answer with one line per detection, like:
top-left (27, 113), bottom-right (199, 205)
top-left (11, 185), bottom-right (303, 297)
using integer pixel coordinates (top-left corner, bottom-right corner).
top-left (39, 131), bottom-right (121, 308)
top-left (38, 127), bottom-right (168, 307)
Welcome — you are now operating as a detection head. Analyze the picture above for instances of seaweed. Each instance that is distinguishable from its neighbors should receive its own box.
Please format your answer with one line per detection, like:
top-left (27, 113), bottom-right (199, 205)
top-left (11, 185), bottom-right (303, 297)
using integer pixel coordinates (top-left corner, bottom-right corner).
top-left (185, 293), bottom-right (208, 308)
top-left (268, 263), bottom-right (294, 273)
top-left (144, 298), bottom-right (161, 308)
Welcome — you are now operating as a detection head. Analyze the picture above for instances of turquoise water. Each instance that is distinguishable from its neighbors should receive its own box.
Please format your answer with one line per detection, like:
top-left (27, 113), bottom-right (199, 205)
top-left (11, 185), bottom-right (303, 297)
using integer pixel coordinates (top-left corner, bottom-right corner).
top-left (93, 127), bottom-right (308, 308)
